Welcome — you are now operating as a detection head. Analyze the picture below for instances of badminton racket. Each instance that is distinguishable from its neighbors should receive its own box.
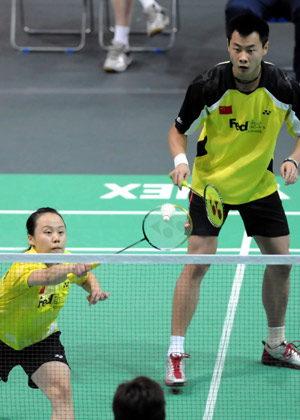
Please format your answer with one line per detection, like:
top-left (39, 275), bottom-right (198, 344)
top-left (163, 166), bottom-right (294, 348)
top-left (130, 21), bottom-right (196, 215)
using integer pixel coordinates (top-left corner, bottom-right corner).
top-left (67, 203), bottom-right (192, 279)
top-left (169, 172), bottom-right (224, 228)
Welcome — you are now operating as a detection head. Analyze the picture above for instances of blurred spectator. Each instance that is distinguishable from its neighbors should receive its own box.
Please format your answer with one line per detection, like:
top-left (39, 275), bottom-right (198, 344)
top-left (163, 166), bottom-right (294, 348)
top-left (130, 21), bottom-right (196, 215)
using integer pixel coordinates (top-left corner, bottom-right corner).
top-left (103, 0), bottom-right (170, 72)
top-left (225, 0), bottom-right (300, 82)
top-left (112, 376), bottom-right (166, 420)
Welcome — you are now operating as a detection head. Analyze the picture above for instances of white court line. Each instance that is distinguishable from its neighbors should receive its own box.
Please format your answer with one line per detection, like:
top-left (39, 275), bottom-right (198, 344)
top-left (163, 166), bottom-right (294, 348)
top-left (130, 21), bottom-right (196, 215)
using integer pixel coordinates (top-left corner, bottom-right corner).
top-left (0, 247), bottom-right (244, 253)
top-left (203, 231), bottom-right (251, 420)
top-left (0, 210), bottom-right (299, 216)
top-left (0, 210), bottom-right (150, 215)
top-left (0, 247), bottom-right (247, 253)
top-left (1, 247), bottom-right (300, 253)
top-left (0, 87), bottom-right (186, 95)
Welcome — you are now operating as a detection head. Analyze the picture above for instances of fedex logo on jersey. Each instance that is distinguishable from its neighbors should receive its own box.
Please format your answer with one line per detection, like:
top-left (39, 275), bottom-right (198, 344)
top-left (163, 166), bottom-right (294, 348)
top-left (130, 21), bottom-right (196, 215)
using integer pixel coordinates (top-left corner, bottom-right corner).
top-left (38, 293), bottom-right (54, 308)
top-left (230, 118), bottom-right (263, 133)
top-left (38, 293), bottom-right (66, 309)
top-left (229, 118), bottom-right (249, 131)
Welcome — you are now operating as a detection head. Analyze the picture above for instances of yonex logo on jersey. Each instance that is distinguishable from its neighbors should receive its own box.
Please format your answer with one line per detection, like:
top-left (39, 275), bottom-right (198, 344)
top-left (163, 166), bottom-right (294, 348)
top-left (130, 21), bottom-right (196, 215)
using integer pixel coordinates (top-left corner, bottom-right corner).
top-left (229, 118), bottom-right (248, 131)
top-left (63, 281), bottom-right (70, 289)
top-left (262, 110), bottom-right (271, 115)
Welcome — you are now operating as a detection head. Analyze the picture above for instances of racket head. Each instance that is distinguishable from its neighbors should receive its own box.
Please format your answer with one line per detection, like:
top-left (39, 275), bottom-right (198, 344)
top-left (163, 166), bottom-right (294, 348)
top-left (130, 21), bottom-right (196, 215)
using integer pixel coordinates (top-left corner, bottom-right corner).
top-left (142, 204), bottom-right (193, 251)
top-left (204, 184), bottom-right (224, 228)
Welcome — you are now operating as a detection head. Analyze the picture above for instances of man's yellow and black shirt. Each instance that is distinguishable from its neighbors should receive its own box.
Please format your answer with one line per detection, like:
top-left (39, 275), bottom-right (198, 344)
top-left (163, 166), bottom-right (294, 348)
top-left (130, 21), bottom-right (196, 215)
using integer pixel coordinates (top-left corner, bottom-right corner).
top-left (175, 61), bottom-right (300, 204)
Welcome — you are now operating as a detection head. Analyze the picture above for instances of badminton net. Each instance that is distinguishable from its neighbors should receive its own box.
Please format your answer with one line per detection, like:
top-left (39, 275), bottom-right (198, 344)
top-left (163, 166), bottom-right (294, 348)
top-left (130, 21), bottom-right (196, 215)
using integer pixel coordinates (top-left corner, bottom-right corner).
top-left (0, 253), bottom-right (299, 420)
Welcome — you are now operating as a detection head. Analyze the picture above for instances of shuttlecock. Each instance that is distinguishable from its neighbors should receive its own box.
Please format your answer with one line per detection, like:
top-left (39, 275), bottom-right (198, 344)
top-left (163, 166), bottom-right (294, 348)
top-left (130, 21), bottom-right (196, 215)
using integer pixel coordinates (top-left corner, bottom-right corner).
top-left (161, 203), bottom-right (175, 222)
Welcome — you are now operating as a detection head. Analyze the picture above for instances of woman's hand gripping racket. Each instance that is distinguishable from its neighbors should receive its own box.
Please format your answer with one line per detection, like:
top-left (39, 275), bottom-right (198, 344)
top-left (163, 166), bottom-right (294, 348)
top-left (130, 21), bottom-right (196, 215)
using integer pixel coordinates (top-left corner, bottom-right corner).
top-left (169, 172), bottom-right (224, 228)
top-left (67, 203), bottom-right (193, 279)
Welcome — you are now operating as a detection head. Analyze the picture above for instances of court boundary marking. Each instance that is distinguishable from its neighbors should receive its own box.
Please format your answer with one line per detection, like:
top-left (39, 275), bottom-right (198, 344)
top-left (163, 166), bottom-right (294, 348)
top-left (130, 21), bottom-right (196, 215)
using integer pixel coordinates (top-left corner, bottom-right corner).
top-left (0, 209), bottom-right (299, 253)
top-left (1, 247), bottom-right (300, 254)
top-left (0, 210), bottom-right (299, 216)
top-left (203, 232), bottom-right (251, 420)
top-left (0, 87), bottom-right (187, 95)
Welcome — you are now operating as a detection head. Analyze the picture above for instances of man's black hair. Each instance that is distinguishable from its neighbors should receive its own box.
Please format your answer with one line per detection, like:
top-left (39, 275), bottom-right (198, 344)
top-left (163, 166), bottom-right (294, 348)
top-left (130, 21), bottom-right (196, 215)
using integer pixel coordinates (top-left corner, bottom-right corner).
top-left (227, 12), bottom-right (269, 46)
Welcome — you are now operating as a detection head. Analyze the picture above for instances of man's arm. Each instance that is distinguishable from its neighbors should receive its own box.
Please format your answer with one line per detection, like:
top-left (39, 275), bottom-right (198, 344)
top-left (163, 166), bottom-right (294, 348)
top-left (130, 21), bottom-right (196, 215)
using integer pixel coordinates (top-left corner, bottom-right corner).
top-left (168, 123), bottom-right (190, 189)
top-left (280, 136), bottom-right (300, 185)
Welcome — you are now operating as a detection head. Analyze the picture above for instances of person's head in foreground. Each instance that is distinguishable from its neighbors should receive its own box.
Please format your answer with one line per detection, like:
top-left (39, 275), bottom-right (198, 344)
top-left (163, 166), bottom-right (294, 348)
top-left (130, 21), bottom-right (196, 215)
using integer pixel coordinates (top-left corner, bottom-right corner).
top-left (226, 12), bottom-right (269, 83)
top-left (113, 376), bottom-right (166, 420)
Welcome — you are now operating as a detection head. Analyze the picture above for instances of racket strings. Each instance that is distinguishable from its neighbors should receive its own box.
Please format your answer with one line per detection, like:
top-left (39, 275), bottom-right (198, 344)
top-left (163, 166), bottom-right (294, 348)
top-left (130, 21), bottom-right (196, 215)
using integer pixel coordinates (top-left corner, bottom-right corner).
top-left (204, 185), bottom-right (224, 228)
top-left (143, 205), bottom-right (192, 251)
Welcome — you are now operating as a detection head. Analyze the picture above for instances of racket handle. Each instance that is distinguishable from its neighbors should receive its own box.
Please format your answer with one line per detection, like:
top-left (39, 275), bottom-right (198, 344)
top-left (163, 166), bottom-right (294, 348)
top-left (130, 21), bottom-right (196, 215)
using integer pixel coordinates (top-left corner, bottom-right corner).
top-left (181, 180), bottom-right (190, 188)
top-left (169, 172), bottom-right (190, 188)
top-left (67, 263), bottom-right (99, 280)
top-left (181, 179), bottom-right (202, 199)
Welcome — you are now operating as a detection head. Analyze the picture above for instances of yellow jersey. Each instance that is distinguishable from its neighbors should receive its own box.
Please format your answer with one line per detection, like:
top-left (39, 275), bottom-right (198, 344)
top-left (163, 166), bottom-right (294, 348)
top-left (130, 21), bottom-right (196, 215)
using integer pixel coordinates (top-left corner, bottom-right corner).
top-left (175, 61), bottom-right (300, 204)
top-left (0, 248), bottom-right (88, 350)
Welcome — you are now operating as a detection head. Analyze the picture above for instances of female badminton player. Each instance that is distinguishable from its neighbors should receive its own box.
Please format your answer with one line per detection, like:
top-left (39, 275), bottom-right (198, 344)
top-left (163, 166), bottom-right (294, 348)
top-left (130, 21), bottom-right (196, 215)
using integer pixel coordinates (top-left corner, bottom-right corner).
top-left (0, 207), bottom-right (109, 420)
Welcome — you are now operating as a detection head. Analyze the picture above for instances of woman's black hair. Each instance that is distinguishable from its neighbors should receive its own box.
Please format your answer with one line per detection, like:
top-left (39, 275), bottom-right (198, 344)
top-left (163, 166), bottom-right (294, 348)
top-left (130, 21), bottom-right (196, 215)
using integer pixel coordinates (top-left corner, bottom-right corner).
top-left (26, 207), bottom-right (65, 251)
top-left (26, 207), bottom-right (65, 236)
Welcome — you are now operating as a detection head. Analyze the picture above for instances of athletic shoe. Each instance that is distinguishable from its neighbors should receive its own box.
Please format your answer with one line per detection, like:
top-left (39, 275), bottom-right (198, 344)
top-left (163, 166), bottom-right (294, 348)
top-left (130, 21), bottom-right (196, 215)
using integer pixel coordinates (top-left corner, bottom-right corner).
top-left (262, 340), bottom-right (300, 369)
top-left (103, 41), bottom-right (132, 73)
top-left (144, 5), bottom-right (170, 37)
top-left (164, 353), bottom-right (190, 386)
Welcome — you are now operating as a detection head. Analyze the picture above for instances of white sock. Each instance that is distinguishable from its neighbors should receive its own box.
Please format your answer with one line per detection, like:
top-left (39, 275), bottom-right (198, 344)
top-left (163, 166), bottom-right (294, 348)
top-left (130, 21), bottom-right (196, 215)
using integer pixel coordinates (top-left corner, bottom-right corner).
top-left (167, 335), bottom-right (185, 356)
top-left (139, 0), bottom-right (161, 10)
top-left (267, 326), bottom-right (286, 349)
top-left (113, 25), bottom-right (130, 47)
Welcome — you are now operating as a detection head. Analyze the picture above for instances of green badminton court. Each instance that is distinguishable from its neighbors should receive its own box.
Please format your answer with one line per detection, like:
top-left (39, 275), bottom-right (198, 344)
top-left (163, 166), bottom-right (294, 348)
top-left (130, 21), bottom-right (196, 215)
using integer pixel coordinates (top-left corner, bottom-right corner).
top-left (0, 173), bottom-right (300, 420)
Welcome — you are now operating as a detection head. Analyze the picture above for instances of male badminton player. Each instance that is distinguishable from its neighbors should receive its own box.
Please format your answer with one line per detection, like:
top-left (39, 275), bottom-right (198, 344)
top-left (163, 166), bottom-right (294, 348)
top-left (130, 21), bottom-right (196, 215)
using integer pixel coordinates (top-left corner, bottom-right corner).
top-left (166, 12), bottom-right (300, 387)
top-left (0, 207), bottom-right (109, 420)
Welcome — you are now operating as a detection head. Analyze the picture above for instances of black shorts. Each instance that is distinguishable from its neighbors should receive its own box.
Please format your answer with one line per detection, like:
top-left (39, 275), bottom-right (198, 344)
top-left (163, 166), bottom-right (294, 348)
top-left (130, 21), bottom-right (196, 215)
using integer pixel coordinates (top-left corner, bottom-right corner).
top-left (0, 331), bottom-right (69, 389)
top-left (189, 191), bottom-right (290, 237)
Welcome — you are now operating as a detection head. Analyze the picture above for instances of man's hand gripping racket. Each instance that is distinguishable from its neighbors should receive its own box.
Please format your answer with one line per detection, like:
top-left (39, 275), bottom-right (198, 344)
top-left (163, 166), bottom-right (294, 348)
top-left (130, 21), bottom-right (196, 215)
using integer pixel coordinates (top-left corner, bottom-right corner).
top-left (169, 171), bottom-right (224, 228)
top-left (67, 203), bottom-right (193, 280)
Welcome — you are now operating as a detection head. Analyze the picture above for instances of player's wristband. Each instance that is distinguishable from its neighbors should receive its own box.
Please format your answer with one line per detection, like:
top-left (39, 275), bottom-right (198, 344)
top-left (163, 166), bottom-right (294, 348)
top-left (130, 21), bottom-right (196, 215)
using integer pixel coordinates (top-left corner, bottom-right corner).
top-left (174, 153), bottom-right (189, 168)
top-left (283, 157), bottom-right (298, 169)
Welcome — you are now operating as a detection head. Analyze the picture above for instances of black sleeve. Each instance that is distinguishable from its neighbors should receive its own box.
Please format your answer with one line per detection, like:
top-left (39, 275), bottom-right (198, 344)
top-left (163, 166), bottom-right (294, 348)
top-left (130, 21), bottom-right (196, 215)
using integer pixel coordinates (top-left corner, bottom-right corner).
top-left (174, 78), bottom-right (206, 135)
top-left (174, 64), bottom-right (231, 134)
top-left (262, 62), bottom-right (300, 121)
top-left (290, 78), bottom-right (300, 122)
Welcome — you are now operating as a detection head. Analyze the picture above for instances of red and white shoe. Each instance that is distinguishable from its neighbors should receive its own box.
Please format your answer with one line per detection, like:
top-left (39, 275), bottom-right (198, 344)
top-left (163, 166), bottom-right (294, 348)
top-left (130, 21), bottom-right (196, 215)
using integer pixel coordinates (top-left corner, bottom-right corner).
top-left (164, 353), bottom-right (190, 386)
top-left (262, 340), bottom-right (300, 370)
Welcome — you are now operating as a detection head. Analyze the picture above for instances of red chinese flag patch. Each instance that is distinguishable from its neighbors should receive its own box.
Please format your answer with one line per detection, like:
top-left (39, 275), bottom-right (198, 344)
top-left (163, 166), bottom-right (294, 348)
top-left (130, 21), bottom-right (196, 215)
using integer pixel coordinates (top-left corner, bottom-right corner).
top-left (219, 105), bottom-right (232, 114)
